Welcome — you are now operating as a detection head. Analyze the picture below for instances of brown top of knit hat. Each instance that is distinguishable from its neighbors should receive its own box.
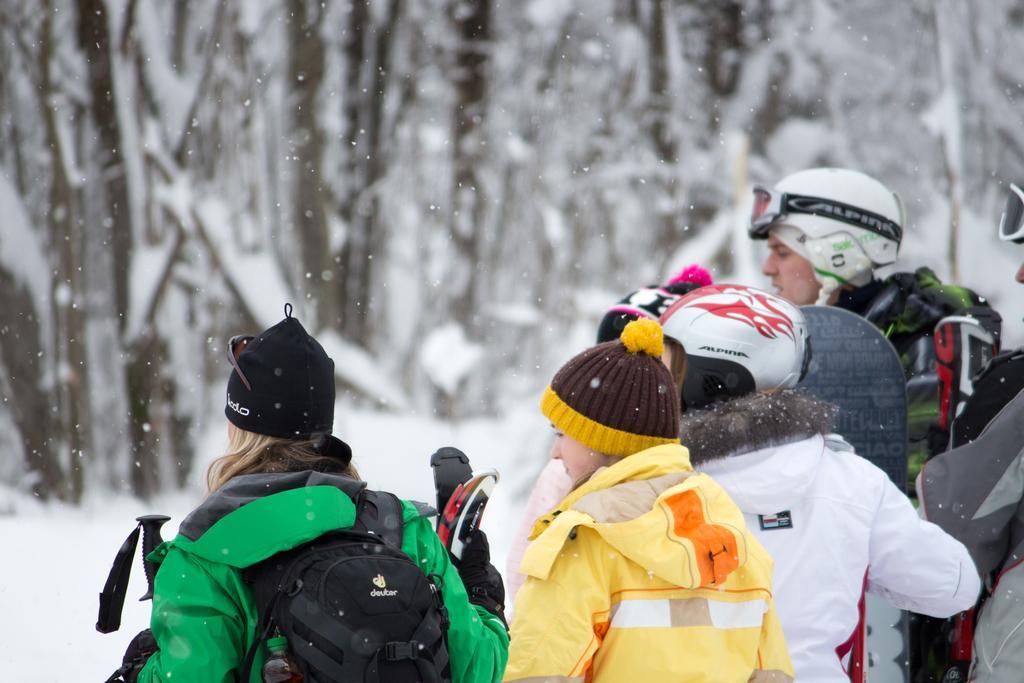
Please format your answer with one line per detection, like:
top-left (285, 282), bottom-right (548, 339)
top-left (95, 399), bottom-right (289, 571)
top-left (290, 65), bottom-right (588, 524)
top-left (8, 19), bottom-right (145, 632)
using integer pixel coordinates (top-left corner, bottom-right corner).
top-left (541, 318), bottom-right (680, 457)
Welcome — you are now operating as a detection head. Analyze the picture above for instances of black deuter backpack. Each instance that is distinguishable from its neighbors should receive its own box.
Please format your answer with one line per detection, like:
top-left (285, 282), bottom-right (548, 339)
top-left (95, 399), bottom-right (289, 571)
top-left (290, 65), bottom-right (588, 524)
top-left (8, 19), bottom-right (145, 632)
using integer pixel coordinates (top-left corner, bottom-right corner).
top-left (240, 490), bottom-right (451, 683)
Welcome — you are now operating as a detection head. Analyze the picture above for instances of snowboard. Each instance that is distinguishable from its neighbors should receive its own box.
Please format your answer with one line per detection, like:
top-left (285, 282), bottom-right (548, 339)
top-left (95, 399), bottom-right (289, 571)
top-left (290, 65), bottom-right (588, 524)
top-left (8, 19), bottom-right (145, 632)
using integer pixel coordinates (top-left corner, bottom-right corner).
top-left (430, 446), bottom-right (499, 562)
top-left (800, 305), bottom-right (909, 683)
top-left (934, 312), bottom-right (1000, 450)
top-left (436, 469), bottom-right (499, 561)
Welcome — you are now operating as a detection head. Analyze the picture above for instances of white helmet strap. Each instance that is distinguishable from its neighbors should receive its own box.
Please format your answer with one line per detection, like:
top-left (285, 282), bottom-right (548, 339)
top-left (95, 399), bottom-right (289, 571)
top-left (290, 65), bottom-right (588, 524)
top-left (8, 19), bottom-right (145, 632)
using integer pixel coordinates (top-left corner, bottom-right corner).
top-left (770, 224), bottom-right (874, 297)
top-left (802, 233), bottom-right (875, 291)
top-left (815, 278), bottom-right (840, 306)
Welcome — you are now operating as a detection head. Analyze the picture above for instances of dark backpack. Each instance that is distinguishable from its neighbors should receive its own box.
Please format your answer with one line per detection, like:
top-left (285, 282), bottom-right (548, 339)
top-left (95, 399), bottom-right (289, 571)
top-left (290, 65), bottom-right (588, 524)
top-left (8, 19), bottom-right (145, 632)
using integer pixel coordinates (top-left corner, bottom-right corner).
top-left (241, 490), bottom-right (451, 683)
top-left (858, 268), bottom-right (999, 463)
top-left (950, 348), bottom-right (1024, 448)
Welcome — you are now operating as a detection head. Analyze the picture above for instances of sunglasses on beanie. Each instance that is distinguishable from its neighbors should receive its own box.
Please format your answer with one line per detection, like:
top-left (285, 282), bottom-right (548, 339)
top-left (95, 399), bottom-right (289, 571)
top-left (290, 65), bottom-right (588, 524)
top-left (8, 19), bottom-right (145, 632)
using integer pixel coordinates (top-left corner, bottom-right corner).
top-left (227, 334), bottom-right (255, 391)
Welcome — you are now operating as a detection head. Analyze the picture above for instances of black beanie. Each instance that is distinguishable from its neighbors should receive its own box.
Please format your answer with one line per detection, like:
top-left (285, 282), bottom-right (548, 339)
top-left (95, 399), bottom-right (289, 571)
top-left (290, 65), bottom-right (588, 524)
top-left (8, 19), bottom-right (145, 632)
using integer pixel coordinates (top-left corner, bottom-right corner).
top-left (225, 306), bottom-right (337, 441)
top-left (595, 265), bottom-right (714, 344)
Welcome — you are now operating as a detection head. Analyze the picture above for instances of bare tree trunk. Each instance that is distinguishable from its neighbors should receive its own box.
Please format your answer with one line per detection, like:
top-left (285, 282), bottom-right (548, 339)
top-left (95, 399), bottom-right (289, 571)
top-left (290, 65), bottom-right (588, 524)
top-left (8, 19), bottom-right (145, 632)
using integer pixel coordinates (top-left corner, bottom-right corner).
top-left (449, 0), bottom-right (491, 331)
top-left (172, 0), bottom-right (190, 72)
top-left (0, 274), bottom-right (63, 500)
top-left (78, 0), bottom-right (157, 497)
top-left (648, 0), bottom-right (674, 163)
top-left (117, 1), bottom-right (225, 497)
top-left (163, 372), bottom-right (194, 488)
top-left (338, 0), bottom-right (401, 346)
top-left (77, 0), bottom-right (133, 330)
top-left (338, 0), bottom-right (372, 344)
top-left (701, 0), bottom-right (744, 98)
top-left (288, 0), bottom-right (336, 329)
top-left (39, 2), bottom-right (91, 502)
top-left (0, 11), bottom-right (64, 500)
top-left (126, 332), bottom-right (162, 498)
top-left (931, 3), bottom-right (961, 281)
top-left (647, 0), bottom-right (681, 258)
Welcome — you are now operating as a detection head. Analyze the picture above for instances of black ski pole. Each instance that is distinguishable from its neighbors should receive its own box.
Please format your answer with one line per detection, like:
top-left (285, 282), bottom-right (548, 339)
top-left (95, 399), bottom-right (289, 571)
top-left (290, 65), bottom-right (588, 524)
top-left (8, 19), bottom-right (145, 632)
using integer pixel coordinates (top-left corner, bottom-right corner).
top-left (137, 515), bottom-right (170, 601)
top-left (97, 524), bottom-right (143, 633)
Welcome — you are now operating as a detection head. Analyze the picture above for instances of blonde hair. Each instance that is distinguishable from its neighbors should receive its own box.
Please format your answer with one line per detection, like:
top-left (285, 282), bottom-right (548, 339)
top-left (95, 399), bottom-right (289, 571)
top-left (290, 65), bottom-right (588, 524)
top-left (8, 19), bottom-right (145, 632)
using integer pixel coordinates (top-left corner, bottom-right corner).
top-left (207, 427), bottom-right (360, 493)
top-left (663, 337), bottom-right (688, 409)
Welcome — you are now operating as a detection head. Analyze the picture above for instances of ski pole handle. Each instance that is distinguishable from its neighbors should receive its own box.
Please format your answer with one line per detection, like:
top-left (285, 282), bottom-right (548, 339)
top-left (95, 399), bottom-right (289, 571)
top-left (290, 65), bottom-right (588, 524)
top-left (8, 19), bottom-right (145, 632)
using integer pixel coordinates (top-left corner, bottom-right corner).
top-left (431, 446), bottom-right (470, 471)
top-left (430, 447), bottom-right (472, 530)
top-left (136, 514), bottom-right (170, 601)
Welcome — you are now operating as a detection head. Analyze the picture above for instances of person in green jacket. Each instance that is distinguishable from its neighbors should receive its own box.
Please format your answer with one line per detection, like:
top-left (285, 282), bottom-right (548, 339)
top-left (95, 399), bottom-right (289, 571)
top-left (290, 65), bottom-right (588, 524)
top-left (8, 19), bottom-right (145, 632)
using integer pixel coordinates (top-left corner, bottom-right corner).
top-left (114, 305), bottom-right (509, 682)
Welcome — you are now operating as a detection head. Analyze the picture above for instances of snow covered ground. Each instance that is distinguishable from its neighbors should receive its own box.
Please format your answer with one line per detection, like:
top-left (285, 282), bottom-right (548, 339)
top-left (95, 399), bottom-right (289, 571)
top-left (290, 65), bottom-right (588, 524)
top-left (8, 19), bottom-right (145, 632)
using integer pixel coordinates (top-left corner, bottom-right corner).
top-left (0, 400), bottom-right (550, 681)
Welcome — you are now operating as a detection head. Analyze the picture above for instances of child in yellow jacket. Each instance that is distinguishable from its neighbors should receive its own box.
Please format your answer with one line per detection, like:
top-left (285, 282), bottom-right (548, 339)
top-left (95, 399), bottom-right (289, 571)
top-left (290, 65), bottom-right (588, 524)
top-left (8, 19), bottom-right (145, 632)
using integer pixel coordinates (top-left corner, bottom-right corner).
top-left (504, 319), bottom-right (793, 683)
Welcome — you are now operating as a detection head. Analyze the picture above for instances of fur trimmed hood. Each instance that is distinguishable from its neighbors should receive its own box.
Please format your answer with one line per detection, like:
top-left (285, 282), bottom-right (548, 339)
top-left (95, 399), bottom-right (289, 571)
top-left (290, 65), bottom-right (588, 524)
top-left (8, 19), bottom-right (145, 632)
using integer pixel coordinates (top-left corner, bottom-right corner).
top-left (679, 390), bottom-right (836, 466)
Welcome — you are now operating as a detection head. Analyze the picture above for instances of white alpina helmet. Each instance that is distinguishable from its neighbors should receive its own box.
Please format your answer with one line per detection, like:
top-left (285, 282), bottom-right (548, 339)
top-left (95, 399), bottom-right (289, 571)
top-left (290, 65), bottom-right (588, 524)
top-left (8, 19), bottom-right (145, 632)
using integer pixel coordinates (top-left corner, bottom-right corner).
top-left (749, 167), bottom-right (906, 302)
top-left (660, 285), bottom-right (811, 409)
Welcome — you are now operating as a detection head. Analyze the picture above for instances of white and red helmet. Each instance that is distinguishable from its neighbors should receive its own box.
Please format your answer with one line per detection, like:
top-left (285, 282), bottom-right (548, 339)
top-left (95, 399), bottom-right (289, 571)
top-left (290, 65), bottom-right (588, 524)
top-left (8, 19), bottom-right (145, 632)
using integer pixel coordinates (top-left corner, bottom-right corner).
top-left (660, 285), bottom-right (811, 409)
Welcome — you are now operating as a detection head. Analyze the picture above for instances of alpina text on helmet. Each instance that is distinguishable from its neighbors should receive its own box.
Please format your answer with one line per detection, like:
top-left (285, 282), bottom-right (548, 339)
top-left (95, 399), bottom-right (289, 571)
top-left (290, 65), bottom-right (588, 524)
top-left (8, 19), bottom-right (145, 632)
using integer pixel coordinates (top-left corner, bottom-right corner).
top-left (788, 196), bottom-right (902, 242)
top-left (699, 345), bottom-right (750, 358)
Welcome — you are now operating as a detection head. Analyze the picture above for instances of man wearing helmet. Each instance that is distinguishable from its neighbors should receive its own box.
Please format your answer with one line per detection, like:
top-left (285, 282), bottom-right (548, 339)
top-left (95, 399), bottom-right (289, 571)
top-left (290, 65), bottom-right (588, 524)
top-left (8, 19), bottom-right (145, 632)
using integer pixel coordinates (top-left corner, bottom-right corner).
top-left (748, 167), bottom-right (997, 472)
top-left (750, 168), bottom-right (904, 307)
top-left (658, 284), bottom-right (979, 683)
top-left (918, 182), bottom-right (1024, 682)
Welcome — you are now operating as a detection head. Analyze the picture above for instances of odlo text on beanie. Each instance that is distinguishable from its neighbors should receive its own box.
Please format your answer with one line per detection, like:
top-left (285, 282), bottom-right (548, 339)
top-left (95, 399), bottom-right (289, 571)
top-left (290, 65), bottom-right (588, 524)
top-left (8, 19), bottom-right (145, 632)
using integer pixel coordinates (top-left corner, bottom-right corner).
top-left (225, 305), bottom-right (336, 440)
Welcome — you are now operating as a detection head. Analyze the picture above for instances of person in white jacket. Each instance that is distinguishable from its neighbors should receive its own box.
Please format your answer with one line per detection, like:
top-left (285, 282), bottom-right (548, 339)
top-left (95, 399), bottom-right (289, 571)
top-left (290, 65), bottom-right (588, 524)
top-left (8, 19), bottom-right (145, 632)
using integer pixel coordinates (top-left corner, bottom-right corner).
top-left (659, 283), bottom-right (980, 683)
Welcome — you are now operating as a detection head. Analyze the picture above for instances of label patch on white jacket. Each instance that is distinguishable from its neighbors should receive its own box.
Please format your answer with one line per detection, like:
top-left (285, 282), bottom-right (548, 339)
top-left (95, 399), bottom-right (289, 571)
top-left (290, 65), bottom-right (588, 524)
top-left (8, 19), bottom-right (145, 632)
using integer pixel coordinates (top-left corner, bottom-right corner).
top-left (758, 511), bottom-right (793, 530)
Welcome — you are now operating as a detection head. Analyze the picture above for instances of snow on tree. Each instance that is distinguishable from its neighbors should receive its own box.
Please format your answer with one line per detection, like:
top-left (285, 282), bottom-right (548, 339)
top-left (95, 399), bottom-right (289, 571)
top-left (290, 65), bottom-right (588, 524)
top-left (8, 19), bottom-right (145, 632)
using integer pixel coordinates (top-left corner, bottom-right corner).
top-left (0, 0), bottom-right (1021, 500)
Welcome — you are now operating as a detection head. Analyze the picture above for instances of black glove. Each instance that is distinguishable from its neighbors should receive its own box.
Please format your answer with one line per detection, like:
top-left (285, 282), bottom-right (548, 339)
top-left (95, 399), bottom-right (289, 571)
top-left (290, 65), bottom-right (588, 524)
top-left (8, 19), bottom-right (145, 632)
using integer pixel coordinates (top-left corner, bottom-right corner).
top-left (105, 629), bottom-right (157, 683)
top-left (455, 529), bottom-right (507, 627)
top-left (926, 423), bottom-right (950, 459)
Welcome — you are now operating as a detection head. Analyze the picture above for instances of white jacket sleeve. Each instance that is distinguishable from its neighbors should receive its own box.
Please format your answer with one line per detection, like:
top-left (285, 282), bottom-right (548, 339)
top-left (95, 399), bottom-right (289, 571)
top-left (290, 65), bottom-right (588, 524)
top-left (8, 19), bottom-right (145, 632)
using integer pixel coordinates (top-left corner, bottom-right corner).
top-left (865, 472), bottom-right (981, 617)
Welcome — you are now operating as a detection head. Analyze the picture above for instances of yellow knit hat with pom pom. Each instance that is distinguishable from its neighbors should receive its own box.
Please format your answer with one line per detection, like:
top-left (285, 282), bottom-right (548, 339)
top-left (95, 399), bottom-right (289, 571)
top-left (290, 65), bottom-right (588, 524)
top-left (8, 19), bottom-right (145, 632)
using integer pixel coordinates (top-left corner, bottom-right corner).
top-left (540, 318), bottom-right (680, 457)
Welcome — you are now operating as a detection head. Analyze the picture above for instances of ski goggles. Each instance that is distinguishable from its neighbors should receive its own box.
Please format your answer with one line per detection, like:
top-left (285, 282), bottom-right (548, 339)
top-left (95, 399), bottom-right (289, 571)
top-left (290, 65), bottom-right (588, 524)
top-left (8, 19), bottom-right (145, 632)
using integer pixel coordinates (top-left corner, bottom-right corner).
top-left (748, 186), bottom-right (903, 243)
top-left (998, 183), bottom-right (1024, 244)
top-left (227, 334), bottom-right (255, 390)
